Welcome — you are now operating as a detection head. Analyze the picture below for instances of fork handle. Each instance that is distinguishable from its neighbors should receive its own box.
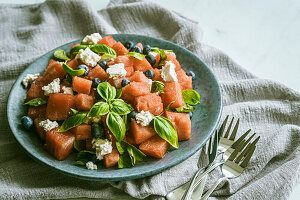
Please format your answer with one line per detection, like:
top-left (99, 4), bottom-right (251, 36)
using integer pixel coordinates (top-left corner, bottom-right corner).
top-left (200, 177), bottom-right (226, 200)
top-left (182, 161), bottom-right (224, 200)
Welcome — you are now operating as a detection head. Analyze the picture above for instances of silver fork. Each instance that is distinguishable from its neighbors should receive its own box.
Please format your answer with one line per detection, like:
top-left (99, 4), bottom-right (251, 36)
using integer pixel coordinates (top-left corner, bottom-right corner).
top-left (200, 138), bottom-right (259, 200)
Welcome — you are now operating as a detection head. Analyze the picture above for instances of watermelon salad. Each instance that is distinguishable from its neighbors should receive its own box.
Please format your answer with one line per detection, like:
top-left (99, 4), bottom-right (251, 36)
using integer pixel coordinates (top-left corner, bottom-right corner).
top-left (21, 33), bottom-right (200, 170)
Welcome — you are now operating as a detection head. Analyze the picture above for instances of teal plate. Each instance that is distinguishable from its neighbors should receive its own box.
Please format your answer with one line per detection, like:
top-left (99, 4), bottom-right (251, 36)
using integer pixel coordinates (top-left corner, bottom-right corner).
top-left (7, 34), bottom-right (222, 181)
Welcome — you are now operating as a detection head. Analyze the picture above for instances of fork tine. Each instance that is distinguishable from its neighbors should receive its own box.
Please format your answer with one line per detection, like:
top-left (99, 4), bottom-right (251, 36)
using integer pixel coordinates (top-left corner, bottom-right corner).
top-left (240, 144), bottom-right (256, 168)
top-left (228, 138), bottom-right (245, 161)
top-left (207, 131), bottom-right (214, 154)
top-left (234, 133), bottom-right (256, 163)
top-left (223, 116), bottom-right (234, 138)
top-left (231, 129), bottom-right (251, 149)
top-left (229, 118), bottom-right (240, 140)
top-left (218, 115), bottom-right (229, 138)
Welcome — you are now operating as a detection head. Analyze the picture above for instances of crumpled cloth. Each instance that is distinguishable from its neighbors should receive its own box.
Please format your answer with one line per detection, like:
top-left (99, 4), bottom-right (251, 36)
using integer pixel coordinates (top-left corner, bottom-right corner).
top-left (0, 0), bottom-right (299, 199)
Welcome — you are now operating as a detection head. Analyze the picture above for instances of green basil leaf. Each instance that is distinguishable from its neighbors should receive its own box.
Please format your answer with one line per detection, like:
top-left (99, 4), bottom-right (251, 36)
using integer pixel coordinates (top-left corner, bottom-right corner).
top-left (118, 153), bottom-right (133, 168)
top-left (74, 140), bottom-right (86, 152)
top-left (97, 82), bottom-right (115, 101)
top-left (69, 108), bottom-right (78, 116)
top-left (126, 142), bottom-right (146, 165)
top-left (116, 141), bottom-right (126, 155)
top-left (90, 44), bottom-right (117, 58)
top-left (54, 49), bottom-right (70, 61)
top-left (153, 116), bottom-right (178, 148)
top-left (166, 100), bottom-right (175, 111)
top-left (106, 112), bottom-right (126, 142)
top-left (115, 88), bottom-right (122, 99)
top-left (69, 44), bottom-right (88, 55)
top-left (58, 112), bottom-right (87, 132)
top-left (74, 160), bottom-right (86, 166)
top-left (62, 63), bottom-right (85, 77)
top-left (156, 49), bottom-right (167, 68)
top-left (151, 81), bottom-right (165, 94)
top-left (151, 47), bottom-right (174, 54)
top-left (176, 104), bottom-right (195, 113)
top-left (125, 52), bottom-right (145, 60)
top-left (116, 141), bottom-right (146, 168)
top-left (74, 150), bottom-right (95, 165)
top-left (111, 99), bottom-right (133, 115)
top-left (87, 102), bottom-right (109, 117)
top-left (182, 90), bottom-right (200, 105)
top-left (24, 98), bottom-right (47, 107)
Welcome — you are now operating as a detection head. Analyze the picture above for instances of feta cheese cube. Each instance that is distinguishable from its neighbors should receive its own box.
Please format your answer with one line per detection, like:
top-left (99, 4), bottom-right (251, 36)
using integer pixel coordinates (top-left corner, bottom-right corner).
top-left (39, 119), bottom-right (59, 132)
top-left (62, 86), bottom-right (73, 94)
top-left (135, 111), bottom-right (153, 126)
top-left (22, 73), bottom-right (39, 88)
top-left (82, 33), bottom-right (102, 45)
top-left (86, 161), bottom-right (98, 170)
top-left (106, 63), bottom-right (127, 79)
top-left (92, 139), bottom-right (113, 160)
top-left (42, 78), bottom-right (60, 96)
top-left (75, 47), bottom-right (101, 67)
top-left (161, 61), bottom-right (178, 82)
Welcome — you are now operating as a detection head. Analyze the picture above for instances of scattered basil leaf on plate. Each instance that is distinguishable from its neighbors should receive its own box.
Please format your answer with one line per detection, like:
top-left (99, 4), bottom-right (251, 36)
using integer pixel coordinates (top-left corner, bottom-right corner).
top-left (87, 102), bottom-right (109, 117)
top-left (54, 49), bottom-right (70, 61)
top-left (115, 88), bottom-right (122, 99)
top-left (176, 104), bottom-right (195, 113)
top-left (74, 160), bottom-right (85, 166)
top-left (125, 52), bottom-right (145, 60)
top-left (97, 82), bottom-right (115, 101)
top-left (62, 63), bottom-right (85, 77)
top-left (74, 140), bottom-right (86, 152)
top-left (151, 81), bottom-right (165, 94)
top-left (111, 99), bottom-right (133, 115)
top-left (126, 143), bottom-right (146, 165)
top-left (116, 141), bottom-right (146, 168)
top-left (182, 90), bottom-right (200, 105)
top-left (74, 150), bottom-right (96, 165)
top-left (106, 112), bottom-right (126, 142)
top-left (24, 98), bottom-right (47, 107)
top-left (153, 116), bottom-right (178, 148)
top-left (58, 112), bottom-right (87, 132)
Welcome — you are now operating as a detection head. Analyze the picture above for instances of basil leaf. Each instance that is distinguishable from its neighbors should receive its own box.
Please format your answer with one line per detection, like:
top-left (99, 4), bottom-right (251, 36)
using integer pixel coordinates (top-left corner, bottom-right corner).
top-left (69, 44), bottom-right (88, 55)
top-left (151, 47), bottom-right (174, 54)
top-left (106, 112), bottom-right (126, 142)
top-left (90, 44), bottom-right (117, 58)
top-left (24, 98), bottom-right (47, 107)
top-left (97, 82), bottom-right (115, 101)
top-left (153, 116), bottom-right (178, 148)
top-left (115, 88), bottom-right (122, 99)
top-left (54, 49), bottom-right (70, 61)
top-left (118, 153), bottom-right (133, 168)
top-left (125, 52), bottom-right (145, 60)
top-left (69, 108), bottom-right (78, 116)
top-left (182, 90), bottom-right (200, 105)
top-left (111, 99), bottom-right (133, 115)
top-left (74, 150), bottom-right (95, 165)
top-left (74, 160), bottom-right (85, 166)
top-left (176, 104), bottom-right (195, 113)
top-left (87, 102), bottom-right (109, 117)
top-left (151, 81), bottom-right (165, 94)
top-left (62, 63), bottom-right (85, 77)
top-left (74, 140), bottom-right (86, 152)
top-left (166, 100), bottom-right (175, 111)
top-left (156, 49), bottom-right (167, 68)
top-left (116, 141), bottom-right (126, 155)
top-left (126, 142), bottom-right (146, 165)
top-left (58, 112), bottom-right (87, 132)
top-left (116, 141), bottom-right (146, 168)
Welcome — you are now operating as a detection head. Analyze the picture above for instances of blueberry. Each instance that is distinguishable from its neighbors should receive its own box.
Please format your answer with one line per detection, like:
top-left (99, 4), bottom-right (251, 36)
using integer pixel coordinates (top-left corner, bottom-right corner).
top-left (99, 60), bottom-right (108, 70)
top-left (143, 45), bottom-right (151, 55)
top-left (144, 69), bottom-right (154, 79)
top-left (92, 78), bottom-right (101, 88)
top-left (78, 65), bottom-right (89, 76)
top-left (188, 112), bottom-right (193, 119)
top-left (129, 46), bottom-right (142, 54)
top-left (21, 116), bottom-right (33, 130)
top-left (128, 110), bottom-right (138, 121)
top-left (91, 123), bottom-right (105, 139)
top-left (124, 41), bottom-right (134, 49)
top-left (186, 70), bottom-right (196, 80)
top-left (145, 54), bottom-right (156, 66)
top-left (121, 78), bottom-right (130, 87)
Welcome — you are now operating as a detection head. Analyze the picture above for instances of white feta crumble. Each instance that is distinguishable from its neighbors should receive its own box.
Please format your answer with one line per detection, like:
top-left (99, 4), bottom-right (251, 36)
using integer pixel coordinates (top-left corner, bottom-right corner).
top-left (82, 33), bottom-right (102, 45)
top-left (62, 86), bottom-right (73, 94)
top-left (161, 61), bottom-right (178, 82)
top-left (148, 78), bottom-right (153, 86)
top-left (106, 63), bottom-right (127, 79)
top-left (22, 73), bottom-right (39, 88)
top-left (86, 161), bottom-right (98, 170)
top-left (149, 51), bottom-right (158, 58)
top-left (92, 139), bottom-right (113, 160)
top-left (75, 47), bottom-right (101, 67)
top-left (42, 78), bottom-right (60, 96)
top-left (136, 111), bottom-right (153, 126)
top-left (39, 119), bottom-right (59, 132)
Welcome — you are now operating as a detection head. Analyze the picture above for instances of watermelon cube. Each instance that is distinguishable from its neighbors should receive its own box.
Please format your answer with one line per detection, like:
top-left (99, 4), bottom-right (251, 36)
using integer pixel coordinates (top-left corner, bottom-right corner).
top-left (177, 69), bottom-right (192, 90)
top-left (66, 58), bottom-right (81, 70)
top-left (136, 42), bottom-right (143, 50)
top-left (134, 93), bottom-right (163, 115)
top-left (166, 54), bottom-right (181, 71)
top-left (45, 127), bottom-right (75, 160)
top-left (72, 76), bottom-right (92, 94)
top-left (114, 55), bottom-right (134, 77)
top-left (129, 71), bottom-right (149, 83)
top-left (75, 93), bottom-right (94, 111)
top-left (122, 81), bottom-right (150, 97)
top-left (153, 68), bottom-right (162, 81)
top-left (26, 83), bottom-right (46, 101)
top-left (108, 77), bottom-right (124, 89)
top-left (46, 93), bottom-right (75, 120)
top-left (28, 105), bottom-right (46, 120)
top-left (42, 59), bottom-right (67, 84)
top-left (87, 65), bottom-right (108, 80)
top-left (34, 118), bottom-right (46, 141)
top-left (113, 41), bottom-right (129, 56)
top-left (160, 82), bottom-right (184, 109)
top-left (139, 135), bottom-right (169, 158)
top-left (98, 35), bottom-right (116, 47)
top-left (133, 58), bottom-right (153, 72)
top-left (165, 111), bottom-right (191, 141)
top-left (103, 149), bottom-right (119, 168)
top-left (70, 124), bottom-right (91, 140)
top-left (130, 119), bottom-right (157, 144)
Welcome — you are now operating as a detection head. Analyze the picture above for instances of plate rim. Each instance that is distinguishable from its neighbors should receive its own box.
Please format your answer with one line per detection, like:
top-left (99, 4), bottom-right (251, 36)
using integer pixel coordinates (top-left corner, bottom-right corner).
top-left (7, 33), bottom-right (223, 181)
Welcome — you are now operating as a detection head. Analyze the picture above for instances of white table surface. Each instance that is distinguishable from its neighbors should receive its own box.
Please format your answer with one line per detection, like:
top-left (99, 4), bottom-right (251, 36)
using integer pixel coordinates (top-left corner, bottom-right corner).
top-left (1, 0), bottom-right (299, 199)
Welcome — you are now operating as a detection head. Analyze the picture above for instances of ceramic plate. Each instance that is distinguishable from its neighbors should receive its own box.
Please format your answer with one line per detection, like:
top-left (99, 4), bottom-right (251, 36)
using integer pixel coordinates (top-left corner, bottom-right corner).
top-left (7, 34), bottom-right (222, 181)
